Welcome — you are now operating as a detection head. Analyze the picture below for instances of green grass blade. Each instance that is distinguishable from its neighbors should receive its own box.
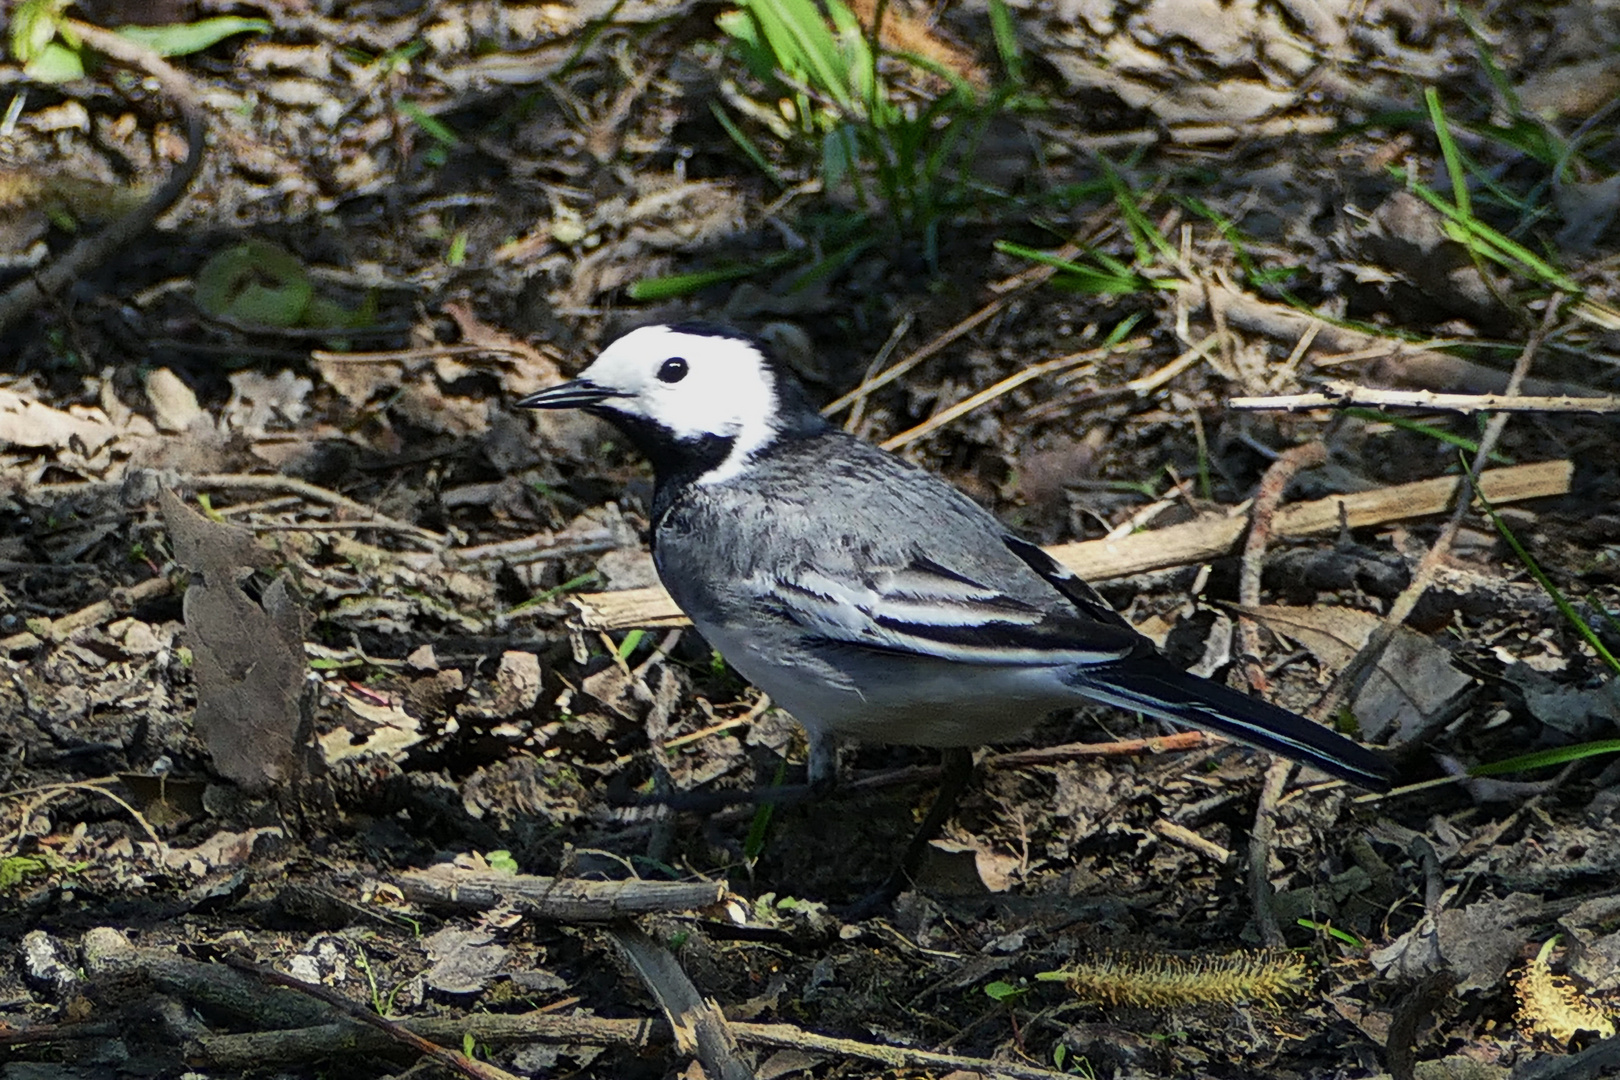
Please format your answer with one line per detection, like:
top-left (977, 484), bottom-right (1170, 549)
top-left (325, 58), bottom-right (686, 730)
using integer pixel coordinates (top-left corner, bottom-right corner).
top-left (745, 0), bottom-right (854, 112)
top-left (115, 16), bottom-right (269, 56)
top-left (743, 757), bottom-right (790, 862)
top-left (1393, 171), bottom-right (1582, 292)
top-left (616, 629), bottom-right (645, 661)
top-left (825, 0), bottom-right (876, 110)
top-left (1107, 175), bottom-right (1175, 264)
top-left (1297, 919), bottom-right (1367, 948)
top-left (628, 255), bottom-right (792, 301)
top-left (1470, 740), bottom-right (1620, 777)
top-left (988, 0), bottom-right (1023, 84)
top-left (1342, 407), bottom-right (1515, 465)
top-left (1469, 467), bottom-right (1620, 674)
top-left (1425, 88), bottom-right (1471, 221)
top-left (709, 101), bottom-right (784, 185)
top-left (398, 101), bottom-right (459, 146)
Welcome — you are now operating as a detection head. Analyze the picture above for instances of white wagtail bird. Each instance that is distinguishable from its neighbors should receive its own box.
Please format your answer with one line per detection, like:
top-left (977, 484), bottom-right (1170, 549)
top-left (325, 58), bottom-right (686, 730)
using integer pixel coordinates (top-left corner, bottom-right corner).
top-left (519, 323), bottom-right (1393, 859)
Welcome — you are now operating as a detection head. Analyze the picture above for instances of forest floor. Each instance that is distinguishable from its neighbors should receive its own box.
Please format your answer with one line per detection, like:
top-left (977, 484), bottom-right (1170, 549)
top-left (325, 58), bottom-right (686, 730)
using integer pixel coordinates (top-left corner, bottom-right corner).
top-left (2, 0), bottom-right (1620, 1077)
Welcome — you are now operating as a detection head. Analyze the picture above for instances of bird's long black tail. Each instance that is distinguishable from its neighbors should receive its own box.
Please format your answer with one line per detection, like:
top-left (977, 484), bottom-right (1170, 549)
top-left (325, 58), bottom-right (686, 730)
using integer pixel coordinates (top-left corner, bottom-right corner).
top-left (1068, 656), bottom-right (1394, 791)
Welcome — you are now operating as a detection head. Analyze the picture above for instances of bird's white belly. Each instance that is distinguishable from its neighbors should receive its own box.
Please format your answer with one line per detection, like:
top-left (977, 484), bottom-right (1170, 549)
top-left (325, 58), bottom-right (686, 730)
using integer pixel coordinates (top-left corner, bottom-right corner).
top-left (701, 624), bottom-right (1076, 748)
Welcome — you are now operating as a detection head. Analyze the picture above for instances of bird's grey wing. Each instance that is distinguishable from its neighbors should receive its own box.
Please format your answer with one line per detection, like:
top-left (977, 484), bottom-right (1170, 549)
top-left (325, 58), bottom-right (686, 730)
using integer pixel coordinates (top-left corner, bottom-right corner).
top-left (762, 550), bottom-right (1146, 666)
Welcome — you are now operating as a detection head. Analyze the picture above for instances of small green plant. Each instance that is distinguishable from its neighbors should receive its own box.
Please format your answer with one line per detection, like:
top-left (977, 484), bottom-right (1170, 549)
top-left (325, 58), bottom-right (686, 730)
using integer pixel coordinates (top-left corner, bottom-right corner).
top-left (0, 852), bottom-right (87, 890)
top-left (743, 757), bottom-right (789, 863)
top-left (398, 101), bottom-right (460, 167)
top-left (1052, 1043), bottom-right (1099, 1078)
top-left (353, 946), bottom-right (407, 1017)
top-left (615, 629), bottom-right (645, 662)
top-left (194, 240), bottom-right (376, 331)
top-left (983, 979), bottom-right (1028, 1003)
top-left (1297, 918), bottom-right (1368, 949)
top-left (1380, 88), bottom-right (1615, 330)
top-left (996, 166), bottom-right (1181, 296)
top-left (484, 849), bottom-right (520, 873)
top-left (715, 0), bottom-right (1028, 254)
top-left (446, 230), bottom-right (469, 266)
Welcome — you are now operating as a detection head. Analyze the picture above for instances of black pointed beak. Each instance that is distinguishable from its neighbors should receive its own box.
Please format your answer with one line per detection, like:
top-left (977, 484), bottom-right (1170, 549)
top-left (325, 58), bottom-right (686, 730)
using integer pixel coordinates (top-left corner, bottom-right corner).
top-left (516, 379), bottom-right (623, 410)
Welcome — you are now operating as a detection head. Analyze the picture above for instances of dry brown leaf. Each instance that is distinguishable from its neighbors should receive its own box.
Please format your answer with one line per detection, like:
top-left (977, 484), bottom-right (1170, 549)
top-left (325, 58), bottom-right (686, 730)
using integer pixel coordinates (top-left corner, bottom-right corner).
top-left (161, 489), bottom-right (311, 792)
top-left (0, 387), bottom-right (120, 453)
top-left (1234, 603), bottom-right (1471, 741)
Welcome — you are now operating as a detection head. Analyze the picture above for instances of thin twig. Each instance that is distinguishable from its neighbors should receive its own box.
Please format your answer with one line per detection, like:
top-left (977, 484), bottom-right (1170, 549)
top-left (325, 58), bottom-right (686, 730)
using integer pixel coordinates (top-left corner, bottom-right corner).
top-left (1236, 442), bottom-right (1328, 694)
top-left (822, 213), bottom-right (1116, 417)
top-left (184, 474), bottom-right (447, 549)
top-left (0, 575), bottom-right (174, 653)
top-left (1247, 759), bottom-right (1293, 948)
top-left (309, 344), bottom-right (527, 364)
top-left (880, 341), bottom-right (1138, 451)
top-left (1125, 332), bottom-right (1221, 394)
top-left (196, 1009), bottom-right (1079, 1079)
top-left (2, 778), bottom-right (166, 859)
top-left (222, 955), bottom-right (521, 1080)
top-left (1232, 382), bottom-right (1619, 414)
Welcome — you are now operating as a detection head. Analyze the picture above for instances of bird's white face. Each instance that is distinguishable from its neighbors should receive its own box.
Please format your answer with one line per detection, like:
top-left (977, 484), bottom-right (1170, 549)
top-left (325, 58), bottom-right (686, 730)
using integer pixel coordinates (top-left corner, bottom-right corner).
top-left (573, 325), bottom-right (782, 483)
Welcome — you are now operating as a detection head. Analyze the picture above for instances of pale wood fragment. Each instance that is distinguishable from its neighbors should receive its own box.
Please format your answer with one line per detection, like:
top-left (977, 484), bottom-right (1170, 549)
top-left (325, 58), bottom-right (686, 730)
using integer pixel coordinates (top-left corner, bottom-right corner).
top-left (570, 461), bottom-right (1573, 632)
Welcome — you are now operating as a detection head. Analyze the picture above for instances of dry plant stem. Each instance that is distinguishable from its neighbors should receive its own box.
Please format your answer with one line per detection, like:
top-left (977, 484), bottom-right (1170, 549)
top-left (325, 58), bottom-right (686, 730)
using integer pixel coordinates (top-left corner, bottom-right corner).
top-left (28, 780), bottom-right (166, 856)
top-left (1246, 759), bottom-right (1294, 948)
top-left (880, 341), bottom-right (1137, 451)
top-left (441, 528), bottom-right (618, 568)
top-left (609, 925), bottom-right (753, 1080)
top-left (984, 730), bottom-right (1211, 769)
top-left (1311, 301), bottom-right (1560, 725)
top-left (195, 1013), bottom-right (1077, 1079)
top-left (1126, 332), bottom-right (1221, 394)
top-left (1206, 282), bottom-right (1597, 398)
top-left (845, 313), bottom-right (914, 435)
top-left (185, 474), bottom-right (447, 548)
top-left (1232, 383), bottom-right (1620, 414)
top-left (0, 1021), bottom-right (119, 1046)
top-left (309, 344), bottom-right (526, 364)
top-left (1237, 442), bottom-right (1328, 694)
top-left (571, 461), bottom-right (1573, 631)
top-left (0, 574), bottom-right (173, 653)
top-left (221, 955), bottom-right (521, 1080)
top-left (393, 869), bottom-right (726, 920)
top-left (1154, 818), bottom-right (1233, 863)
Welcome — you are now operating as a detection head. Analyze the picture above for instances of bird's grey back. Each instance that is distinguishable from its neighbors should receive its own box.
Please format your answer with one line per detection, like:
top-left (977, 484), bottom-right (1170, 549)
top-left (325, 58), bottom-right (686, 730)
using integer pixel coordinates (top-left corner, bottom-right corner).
top-left (653, 431), bottom-right (1070, 619)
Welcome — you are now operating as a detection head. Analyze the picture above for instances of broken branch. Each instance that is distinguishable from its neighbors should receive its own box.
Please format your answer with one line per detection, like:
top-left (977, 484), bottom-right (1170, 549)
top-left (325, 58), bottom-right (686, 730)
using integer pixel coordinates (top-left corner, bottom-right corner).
top-left (571, 461), bottom-right (1573, 631)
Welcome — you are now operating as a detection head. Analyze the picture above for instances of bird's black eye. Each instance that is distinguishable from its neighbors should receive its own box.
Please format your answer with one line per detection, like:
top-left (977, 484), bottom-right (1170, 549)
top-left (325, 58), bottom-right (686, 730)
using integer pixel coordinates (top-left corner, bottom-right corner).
top-left (656, 357), bottom-right (688, 383)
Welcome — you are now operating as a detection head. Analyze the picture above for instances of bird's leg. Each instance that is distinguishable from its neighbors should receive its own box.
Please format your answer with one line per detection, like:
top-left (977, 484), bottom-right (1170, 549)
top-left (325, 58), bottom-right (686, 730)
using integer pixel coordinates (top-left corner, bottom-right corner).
top-left (838, 746), bottom-right (976, 920)
top-left (806, 728), bottom-right (840, 799)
